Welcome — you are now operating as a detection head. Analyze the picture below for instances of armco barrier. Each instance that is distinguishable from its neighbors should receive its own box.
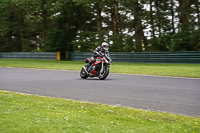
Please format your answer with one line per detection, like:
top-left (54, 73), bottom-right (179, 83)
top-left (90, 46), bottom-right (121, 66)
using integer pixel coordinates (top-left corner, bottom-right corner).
top-left (68, 51), bottom-right (200, 64)
top-left (0, 52), bottom-right (57, 60)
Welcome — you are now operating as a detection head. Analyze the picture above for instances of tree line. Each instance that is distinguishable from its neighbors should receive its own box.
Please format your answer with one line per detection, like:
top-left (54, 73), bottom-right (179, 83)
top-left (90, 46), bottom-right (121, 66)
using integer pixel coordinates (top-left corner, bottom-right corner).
top-left (0, 0), bottom-right (199, 53)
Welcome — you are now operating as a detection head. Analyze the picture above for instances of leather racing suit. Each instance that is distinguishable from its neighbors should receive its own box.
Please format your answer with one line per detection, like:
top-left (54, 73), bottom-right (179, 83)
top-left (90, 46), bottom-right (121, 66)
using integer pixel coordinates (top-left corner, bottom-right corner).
top-left (89, 46), bottom-right (110, 65)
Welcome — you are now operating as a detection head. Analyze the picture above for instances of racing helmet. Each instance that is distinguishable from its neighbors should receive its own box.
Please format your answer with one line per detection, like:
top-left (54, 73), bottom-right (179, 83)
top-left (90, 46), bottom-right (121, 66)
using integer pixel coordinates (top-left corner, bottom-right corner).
top-left (102, 42), bottom-right (109, 51)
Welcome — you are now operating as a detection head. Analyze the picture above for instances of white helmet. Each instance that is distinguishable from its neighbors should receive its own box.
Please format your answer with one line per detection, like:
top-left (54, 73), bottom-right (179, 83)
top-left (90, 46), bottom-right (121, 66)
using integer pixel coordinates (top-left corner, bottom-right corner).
top-left (102, 42), bottom-right (109, 51)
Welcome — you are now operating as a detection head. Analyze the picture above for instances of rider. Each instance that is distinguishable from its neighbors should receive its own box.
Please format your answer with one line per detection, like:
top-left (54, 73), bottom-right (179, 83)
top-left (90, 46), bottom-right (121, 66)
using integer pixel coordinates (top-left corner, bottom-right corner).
top-left (87, 42), bottom-right (110, 71)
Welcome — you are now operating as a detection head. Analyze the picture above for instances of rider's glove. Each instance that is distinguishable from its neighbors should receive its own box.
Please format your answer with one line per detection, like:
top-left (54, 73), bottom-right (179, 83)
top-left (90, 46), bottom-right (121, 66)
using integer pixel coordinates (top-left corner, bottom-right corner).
top-left (99, 52), bottom-right (105, 57)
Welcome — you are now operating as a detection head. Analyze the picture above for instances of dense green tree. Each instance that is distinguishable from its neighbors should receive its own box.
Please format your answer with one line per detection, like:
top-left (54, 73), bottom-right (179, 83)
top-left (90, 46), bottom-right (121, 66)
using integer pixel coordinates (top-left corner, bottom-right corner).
top-left (0, 0), bottom-right (27, 52)
top-left (44, 0), bottom-right (93, 52)
top-left (0, 0), bottom-right (199, 52)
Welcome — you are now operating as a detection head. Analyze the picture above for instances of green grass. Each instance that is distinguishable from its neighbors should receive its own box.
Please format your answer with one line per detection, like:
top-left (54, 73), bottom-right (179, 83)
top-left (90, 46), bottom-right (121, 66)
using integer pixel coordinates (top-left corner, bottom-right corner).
top-left (0, 59), bottom-right (200, 78)
top-left (1, 91), bottom-right (200, 133)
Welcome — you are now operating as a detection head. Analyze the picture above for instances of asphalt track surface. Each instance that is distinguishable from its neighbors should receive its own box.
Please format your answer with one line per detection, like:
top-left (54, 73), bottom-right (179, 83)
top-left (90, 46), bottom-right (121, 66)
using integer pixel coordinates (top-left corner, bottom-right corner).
top-left (0, 67), bottom-right (200, 117)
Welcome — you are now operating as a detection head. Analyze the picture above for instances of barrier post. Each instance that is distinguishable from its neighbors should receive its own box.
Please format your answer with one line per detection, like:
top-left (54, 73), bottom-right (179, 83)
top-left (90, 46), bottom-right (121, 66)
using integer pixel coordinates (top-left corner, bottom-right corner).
top-left (57, 52), bottom-right (61, 61)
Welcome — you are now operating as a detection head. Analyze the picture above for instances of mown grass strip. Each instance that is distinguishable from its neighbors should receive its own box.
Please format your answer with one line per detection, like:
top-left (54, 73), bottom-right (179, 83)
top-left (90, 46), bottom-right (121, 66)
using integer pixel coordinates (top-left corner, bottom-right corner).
top-left (0, 91), bottom-right (200, 133)
top-left (0, 59), bottom-right (200, 78)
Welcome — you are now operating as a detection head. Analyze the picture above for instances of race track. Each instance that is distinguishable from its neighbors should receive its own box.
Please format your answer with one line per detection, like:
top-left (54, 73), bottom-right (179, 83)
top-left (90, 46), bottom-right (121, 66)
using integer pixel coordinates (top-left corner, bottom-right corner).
top-left (0, 67), bottom-right (200, 117)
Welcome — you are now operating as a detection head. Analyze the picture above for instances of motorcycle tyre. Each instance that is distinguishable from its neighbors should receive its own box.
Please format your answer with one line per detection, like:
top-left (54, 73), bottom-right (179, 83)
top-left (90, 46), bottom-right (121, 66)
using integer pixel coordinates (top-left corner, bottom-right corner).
top-left (99, 66), bottom-right (109, 80)
top-left (80, 66), bottom-right (88, 79)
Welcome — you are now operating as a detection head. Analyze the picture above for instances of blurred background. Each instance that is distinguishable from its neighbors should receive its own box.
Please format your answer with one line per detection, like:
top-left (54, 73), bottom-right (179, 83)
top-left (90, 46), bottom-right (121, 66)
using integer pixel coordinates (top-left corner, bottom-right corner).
top-left (0, 0), bottom-right (199, 53)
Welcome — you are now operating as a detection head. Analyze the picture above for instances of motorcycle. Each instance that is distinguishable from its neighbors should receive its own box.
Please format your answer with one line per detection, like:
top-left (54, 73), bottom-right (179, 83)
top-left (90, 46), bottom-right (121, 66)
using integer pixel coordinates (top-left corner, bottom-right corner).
top-left (80, 53), bottom-right (112, 80)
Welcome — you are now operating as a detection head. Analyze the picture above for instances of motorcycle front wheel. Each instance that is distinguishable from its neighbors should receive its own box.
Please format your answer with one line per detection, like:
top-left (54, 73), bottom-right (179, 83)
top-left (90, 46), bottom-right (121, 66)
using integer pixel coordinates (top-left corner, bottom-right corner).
top-left (80, 66), bottom-right (88, 79)
top-left (99, 66), bottom-right (109, 80)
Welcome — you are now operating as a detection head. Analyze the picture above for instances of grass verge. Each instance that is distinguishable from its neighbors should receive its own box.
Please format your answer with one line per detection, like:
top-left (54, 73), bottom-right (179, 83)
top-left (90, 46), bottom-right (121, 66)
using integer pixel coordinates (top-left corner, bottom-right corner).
top-left (1, 91), bottom-right (200, 133)
top-left (0, 59), bottom-right (200, 78)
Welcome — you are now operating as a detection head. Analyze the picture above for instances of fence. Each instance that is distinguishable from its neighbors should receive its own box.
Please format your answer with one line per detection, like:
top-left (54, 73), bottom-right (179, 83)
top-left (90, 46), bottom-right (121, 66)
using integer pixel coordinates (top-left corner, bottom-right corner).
top-left (1, 51), bottom-right (200, 63)
top-left (68, 51), bottom-right (200, 64)
top-left (0, 52), bottom-right (57, 60)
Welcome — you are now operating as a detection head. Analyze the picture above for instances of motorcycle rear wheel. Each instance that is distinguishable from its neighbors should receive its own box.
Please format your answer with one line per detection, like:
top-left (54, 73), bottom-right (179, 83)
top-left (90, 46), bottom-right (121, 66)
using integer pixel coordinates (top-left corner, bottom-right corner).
top-left (80, 66), bottom-right (88, 79)
top-left (99, 66), bottom-right (109, 80)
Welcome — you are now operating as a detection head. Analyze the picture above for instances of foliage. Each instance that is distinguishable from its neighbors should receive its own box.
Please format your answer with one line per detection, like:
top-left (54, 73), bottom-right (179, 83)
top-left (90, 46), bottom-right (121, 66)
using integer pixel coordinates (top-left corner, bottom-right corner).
top-left (170, 30), bottom-right (200, 51)
top-left (0, 0), bottom-right (199, 52)
top-left (44, 1), bottom-right (93, 52)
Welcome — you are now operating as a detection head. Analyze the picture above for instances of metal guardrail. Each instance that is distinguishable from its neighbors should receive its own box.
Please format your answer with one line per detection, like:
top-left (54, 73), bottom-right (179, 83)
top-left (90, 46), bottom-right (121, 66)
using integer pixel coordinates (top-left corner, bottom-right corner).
top-left (68, 51), bottom-right (200, 64)
top-left (0, 52), bottom-right (57, 60)
top-left (1, 51), bottom-right (200, 63)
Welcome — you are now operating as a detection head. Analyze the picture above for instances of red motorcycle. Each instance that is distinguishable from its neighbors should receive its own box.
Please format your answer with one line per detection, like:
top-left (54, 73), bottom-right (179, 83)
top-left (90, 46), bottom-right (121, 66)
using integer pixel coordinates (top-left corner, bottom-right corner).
top-left (80, 54), bottom-right (112, 80)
